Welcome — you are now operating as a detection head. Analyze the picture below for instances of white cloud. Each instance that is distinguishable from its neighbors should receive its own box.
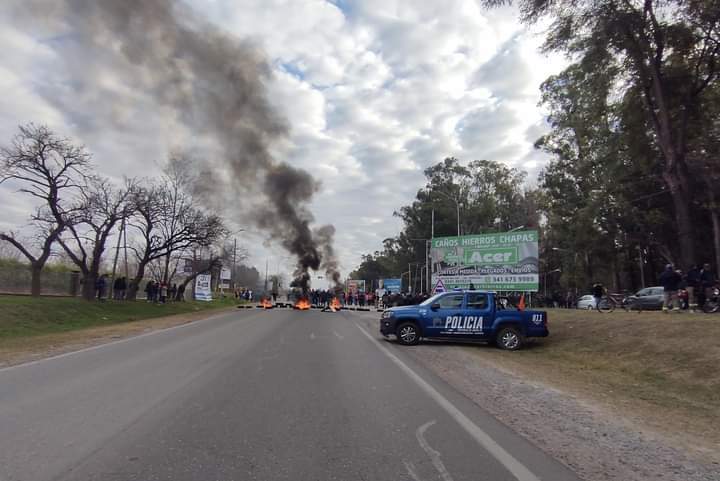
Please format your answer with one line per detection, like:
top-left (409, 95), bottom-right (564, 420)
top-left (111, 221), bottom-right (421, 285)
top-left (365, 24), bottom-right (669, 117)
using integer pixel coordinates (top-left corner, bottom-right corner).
top-left (0, 0), bottom-right (566, 283)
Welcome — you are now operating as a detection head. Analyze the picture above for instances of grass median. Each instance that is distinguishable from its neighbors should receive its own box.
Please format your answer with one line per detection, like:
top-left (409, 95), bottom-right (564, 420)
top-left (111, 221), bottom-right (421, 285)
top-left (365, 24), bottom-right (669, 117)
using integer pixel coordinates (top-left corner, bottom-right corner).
top-left (468, 308), bottom-right (720, 457)
top-left (0, 295), bottom-right (243, 366)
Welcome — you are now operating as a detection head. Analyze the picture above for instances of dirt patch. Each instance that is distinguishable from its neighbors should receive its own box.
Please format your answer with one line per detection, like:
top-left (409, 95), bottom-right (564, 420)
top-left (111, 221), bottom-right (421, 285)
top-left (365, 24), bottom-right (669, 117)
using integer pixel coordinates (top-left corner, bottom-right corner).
top-left (0, 307), bottom-right (237, 368)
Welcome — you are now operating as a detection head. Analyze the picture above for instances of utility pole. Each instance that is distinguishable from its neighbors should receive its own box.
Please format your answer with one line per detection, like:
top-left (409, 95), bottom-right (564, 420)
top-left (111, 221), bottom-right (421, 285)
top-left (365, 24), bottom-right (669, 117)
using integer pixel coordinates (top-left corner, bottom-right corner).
top-left (408, 263), bottom-right (412, 294)
top-left (122, 220), bottom-right (129, 279)
top-left (108, 216), bottom-right (126, 300)
top-left (264, 258), bottom-right (268, 294)
top-left (232, 237), bottom-right (237, 290)
top-left (456, 201), bottom-right (460, 237)
top-left (426, 240), bottom-right (431, 294)
top-left (431, 208), bottom-right (435, 239)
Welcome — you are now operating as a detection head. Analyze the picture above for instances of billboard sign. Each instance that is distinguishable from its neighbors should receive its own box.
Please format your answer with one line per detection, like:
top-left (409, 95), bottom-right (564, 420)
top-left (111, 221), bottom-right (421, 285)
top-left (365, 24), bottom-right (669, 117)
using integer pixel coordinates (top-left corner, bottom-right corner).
top-left (194, 274), bottom-right (213, 301)
top-left (220, 267), bottom-right (231, 281)
top-left (382, 278), bottom-right (402, 294)
top-left (430, 230), bottom-right (539, 291)
top-left (346, 279), bottom-right (366, 295)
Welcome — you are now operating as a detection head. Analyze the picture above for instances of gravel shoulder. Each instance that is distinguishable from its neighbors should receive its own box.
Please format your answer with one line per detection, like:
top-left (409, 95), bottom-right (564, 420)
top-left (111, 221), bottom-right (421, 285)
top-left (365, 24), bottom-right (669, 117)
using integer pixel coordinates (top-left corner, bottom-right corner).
top-left (354, 312), bottom-right (720, 481)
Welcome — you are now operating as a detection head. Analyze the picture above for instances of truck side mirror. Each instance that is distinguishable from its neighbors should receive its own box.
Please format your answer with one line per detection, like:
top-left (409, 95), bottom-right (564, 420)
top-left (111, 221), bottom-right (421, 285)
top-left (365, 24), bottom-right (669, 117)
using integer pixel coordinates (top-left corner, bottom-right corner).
top-left (430, 303), bottom-right (440, 311)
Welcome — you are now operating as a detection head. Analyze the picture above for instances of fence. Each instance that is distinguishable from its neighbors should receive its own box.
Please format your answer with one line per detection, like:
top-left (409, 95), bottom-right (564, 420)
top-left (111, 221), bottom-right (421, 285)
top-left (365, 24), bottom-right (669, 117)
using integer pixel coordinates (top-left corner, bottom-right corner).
top-left (0, 265), bottom-right (79, 296)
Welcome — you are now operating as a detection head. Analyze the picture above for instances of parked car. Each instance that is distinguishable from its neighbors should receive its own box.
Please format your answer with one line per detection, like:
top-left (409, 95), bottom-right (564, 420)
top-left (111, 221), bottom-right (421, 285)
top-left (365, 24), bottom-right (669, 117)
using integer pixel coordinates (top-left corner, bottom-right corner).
top-left (576, 294), bottom-right (597, 310)
top-left (625, 286), bottom-right (664, 311)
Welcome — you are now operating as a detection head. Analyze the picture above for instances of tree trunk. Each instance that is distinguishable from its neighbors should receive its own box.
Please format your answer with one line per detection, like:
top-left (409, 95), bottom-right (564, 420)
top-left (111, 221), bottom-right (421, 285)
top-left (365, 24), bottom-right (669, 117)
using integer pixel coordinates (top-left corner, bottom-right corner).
top-left (663, 172), bottom-right (696, 269)
top-left (711, 207), bottom-right (720, 276)
top-left (126, 263), bottom-right (146, 301)
top-left (30, 263), bottom-right (42, 297)
top-left (82, 273), bottom-right (97, 301)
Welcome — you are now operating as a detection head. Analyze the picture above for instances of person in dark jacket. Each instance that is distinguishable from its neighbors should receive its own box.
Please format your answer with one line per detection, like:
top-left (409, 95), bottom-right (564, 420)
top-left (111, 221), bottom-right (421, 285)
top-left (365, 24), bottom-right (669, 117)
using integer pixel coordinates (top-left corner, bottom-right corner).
top-left (96, 275), bottom-right (107, 301)
top-left (686, 265), bottom-right (701, 312)
top-left (659, 264), bottom-right (681, 312)
top-left (591, 282), bottom-right (604, 312)
top-left (700, 263), bottom-right (717, 308)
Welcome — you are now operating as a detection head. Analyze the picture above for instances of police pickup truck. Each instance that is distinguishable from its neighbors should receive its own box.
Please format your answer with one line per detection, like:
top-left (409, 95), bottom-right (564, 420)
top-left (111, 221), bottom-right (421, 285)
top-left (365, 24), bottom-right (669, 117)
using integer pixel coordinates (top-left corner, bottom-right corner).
top-left (380, 291), bottom-right (548, 350)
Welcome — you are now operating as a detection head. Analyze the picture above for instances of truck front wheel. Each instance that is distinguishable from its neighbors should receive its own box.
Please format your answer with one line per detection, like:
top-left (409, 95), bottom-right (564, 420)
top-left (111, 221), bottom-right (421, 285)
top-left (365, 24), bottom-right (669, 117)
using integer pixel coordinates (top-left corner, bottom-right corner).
top-left (396, 322), bottom-right (420, 346)
top-left (496, 327), bottom-right (523, 351)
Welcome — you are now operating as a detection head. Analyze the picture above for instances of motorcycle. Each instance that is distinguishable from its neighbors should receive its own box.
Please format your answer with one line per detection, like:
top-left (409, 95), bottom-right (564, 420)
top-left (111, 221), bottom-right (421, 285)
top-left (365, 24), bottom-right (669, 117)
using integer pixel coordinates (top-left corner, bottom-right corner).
top-left (702, 286), bottom-right (720, 313)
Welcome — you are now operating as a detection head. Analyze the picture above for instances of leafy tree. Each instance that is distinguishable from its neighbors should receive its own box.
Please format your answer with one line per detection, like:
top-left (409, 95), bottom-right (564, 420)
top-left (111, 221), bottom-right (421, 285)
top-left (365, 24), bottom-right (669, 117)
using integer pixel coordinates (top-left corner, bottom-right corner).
top-left (487, 0), bottom-right (720, 269)
top-left (352, 158), bottom-right (538, 290)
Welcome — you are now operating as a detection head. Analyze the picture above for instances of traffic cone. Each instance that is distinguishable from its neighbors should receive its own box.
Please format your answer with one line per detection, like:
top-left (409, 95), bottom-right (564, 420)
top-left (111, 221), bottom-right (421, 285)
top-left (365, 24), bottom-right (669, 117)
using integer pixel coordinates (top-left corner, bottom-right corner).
top-left (518, 294), bottom-right (526, 311)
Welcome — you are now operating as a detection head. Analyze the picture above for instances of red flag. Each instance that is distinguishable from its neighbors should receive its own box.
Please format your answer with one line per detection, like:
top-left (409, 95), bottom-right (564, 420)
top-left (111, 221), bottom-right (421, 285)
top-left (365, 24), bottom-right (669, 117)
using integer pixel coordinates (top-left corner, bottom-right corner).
top-left (518, 293), bottom-right (526, 311)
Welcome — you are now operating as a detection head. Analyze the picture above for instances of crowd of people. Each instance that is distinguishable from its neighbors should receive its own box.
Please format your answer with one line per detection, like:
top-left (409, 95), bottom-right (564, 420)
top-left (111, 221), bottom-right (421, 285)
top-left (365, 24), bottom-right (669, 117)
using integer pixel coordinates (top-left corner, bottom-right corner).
top-left (234, 288), bottom-right (254, 302)
top-left (303, 289), bottom-right (430, 308)
top-left (658, 263), bottom-right (717, 312)
top-left (143, 280), bottom-right (184, 303)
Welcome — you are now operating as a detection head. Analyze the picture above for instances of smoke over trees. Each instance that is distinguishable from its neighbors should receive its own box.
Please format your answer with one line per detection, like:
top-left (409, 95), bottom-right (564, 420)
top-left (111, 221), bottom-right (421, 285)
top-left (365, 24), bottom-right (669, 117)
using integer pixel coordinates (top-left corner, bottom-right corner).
top-left (18, 0), bottom-right (341, 290)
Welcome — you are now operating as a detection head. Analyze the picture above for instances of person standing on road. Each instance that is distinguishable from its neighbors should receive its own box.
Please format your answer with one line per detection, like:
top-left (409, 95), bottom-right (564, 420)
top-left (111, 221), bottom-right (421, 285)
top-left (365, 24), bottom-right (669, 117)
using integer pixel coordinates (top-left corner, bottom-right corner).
top-left (686, 265), bottom-right (701, 312)
top-left (659, 264), bottom-right (681, 312)
top-left (591, 282), bottom-right (604, 312)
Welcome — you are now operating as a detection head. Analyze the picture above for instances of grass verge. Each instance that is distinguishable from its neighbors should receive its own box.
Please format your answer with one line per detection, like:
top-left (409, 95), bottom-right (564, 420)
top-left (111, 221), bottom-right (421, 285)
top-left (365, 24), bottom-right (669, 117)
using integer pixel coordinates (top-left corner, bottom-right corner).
top-left (0, 295), bottom-right (243, 367)
top-left (467, 308), bottom-right (720, 459)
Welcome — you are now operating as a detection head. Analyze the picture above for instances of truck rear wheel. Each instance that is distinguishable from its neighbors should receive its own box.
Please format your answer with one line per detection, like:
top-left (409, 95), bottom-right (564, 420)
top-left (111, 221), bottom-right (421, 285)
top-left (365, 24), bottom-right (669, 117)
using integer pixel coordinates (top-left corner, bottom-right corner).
top-left (496, 327), bottom-right (523, 351)
top-left (396, 322), bottom-right (420, 346)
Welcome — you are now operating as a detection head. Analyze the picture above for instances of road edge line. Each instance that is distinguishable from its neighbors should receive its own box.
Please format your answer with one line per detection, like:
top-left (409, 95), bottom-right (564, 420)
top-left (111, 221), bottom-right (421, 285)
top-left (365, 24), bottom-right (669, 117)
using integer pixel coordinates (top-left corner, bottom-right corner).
top-left (354, 322), bottom-right (541, 481)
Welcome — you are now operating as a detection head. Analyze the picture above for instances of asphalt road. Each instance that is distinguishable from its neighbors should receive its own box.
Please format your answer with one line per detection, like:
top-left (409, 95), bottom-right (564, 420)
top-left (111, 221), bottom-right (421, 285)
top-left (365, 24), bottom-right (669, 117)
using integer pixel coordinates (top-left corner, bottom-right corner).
top-left (0, 308), bottom-right (580, 481)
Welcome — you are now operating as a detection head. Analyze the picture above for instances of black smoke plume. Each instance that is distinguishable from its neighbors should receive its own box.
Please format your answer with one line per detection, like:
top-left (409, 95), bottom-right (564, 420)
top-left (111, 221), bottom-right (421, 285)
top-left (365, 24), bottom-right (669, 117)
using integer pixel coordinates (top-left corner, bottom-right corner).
top-left (28, 0), bottom-right (341, 289)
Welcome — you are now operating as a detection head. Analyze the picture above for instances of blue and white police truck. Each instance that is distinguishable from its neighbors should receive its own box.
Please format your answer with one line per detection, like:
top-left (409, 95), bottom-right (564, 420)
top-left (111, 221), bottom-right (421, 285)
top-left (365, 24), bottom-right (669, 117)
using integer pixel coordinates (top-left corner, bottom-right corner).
top-left (379, 291), bottom-right (548, 350)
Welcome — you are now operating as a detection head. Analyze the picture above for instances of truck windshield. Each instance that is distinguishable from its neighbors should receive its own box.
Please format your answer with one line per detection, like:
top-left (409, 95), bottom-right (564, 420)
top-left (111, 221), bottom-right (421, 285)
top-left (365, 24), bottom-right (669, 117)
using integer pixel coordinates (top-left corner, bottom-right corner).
top-left (419, 293), bottom-right (445, 306)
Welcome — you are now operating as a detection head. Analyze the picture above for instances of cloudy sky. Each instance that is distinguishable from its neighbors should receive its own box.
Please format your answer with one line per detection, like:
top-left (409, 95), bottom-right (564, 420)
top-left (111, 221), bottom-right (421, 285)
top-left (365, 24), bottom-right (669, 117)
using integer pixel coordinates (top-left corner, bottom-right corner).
top-left (0, 0), bottom-right (564, 285)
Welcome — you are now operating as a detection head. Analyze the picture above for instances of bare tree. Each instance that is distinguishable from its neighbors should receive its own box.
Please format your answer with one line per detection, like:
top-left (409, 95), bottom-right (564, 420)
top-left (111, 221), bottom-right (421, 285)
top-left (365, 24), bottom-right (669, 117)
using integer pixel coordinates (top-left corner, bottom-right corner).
top-left (125, 181), bottom-right (227, 300)
top-left (175, 255), bottom-right (223, 301)
top-left (57, 177), bottom-right (136, 300)
top-left (0, 124), bottom-right (91, 296)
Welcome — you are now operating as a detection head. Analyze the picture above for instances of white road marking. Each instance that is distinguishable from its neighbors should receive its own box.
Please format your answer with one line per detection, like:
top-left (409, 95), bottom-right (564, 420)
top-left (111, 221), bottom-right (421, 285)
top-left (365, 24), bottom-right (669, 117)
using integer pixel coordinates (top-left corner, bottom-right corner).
top-left (354, 322), bottom-right (541, 481)
top-left (416, 420), bottom-right (454, 481)
top-left (402, 460), bottom-right (423, 481)
top-left (332, 330), bottom-right (344, 340)
top-left (0, 310), bottom-right (242, 373)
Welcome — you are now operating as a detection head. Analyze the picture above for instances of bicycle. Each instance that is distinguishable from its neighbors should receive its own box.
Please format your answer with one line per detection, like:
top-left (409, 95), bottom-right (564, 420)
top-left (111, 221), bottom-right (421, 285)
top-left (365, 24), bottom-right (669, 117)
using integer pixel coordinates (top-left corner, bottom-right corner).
top-left (596, 293), bottom-right (626, 313)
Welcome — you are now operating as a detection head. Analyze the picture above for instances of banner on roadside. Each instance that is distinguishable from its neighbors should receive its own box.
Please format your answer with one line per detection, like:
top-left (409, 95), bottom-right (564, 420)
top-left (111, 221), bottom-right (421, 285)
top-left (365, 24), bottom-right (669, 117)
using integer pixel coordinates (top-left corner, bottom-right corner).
top-left (194, 274), bottom-right (213, 301)
top-left (381, 278), bottom-right (402, 294)
top-left (346, 279), bottom-right (365, 295)
top-left (220, 267), bottom-right (231, 281)
top-left (430, 230), bottom-right (539, 292)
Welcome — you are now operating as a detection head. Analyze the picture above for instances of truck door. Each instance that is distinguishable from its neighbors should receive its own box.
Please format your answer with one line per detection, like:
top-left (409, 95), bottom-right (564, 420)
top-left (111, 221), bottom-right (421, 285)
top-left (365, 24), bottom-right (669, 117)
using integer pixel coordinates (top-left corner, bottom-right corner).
top-left (459, 292), bottom-right (491, 339)
top-left (427, 293), bottom-right (465, 338)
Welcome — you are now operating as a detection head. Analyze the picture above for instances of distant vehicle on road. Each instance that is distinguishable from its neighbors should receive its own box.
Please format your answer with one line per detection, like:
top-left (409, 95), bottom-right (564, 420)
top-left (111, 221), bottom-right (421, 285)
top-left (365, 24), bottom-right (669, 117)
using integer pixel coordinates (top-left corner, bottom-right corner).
top-left (576, 295), bottom-right (597, 310)
top-left (625, 286), bottom-right (665, 311)
top-left (380, 291), bottom-right (548, 350)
